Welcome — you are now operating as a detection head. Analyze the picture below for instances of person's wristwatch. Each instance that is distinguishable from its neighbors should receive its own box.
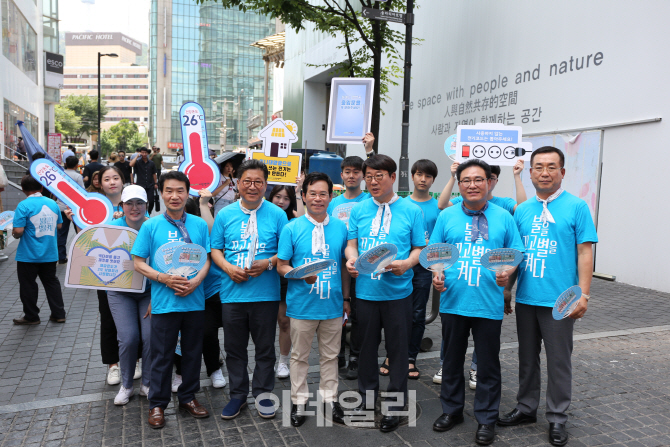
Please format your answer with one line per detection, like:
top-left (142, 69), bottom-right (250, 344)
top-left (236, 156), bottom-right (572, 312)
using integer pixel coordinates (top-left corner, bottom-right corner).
top-left (267, 258), bottom-right (274, 271)
top-left (582, 293), bottom-right (590, 302)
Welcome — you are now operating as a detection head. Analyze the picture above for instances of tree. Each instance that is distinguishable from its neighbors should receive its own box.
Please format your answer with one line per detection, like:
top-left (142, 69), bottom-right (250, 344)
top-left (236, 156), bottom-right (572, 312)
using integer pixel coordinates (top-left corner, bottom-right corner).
top-left (199, 0), bottom-right (419, 153)
top-left (99, 130), bottom-right (118, 156)
top-left (54, 105), bottom-right (81, 138)
top-left (59, 95), bottom-right (109, 139)
top-left (106, 119), bottom-right (140, 154)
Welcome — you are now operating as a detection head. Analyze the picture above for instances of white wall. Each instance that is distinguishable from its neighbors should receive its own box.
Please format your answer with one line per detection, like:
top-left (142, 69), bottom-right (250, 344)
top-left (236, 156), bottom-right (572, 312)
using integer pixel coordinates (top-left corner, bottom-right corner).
top-left (290, 0), bottom-right (670, 292)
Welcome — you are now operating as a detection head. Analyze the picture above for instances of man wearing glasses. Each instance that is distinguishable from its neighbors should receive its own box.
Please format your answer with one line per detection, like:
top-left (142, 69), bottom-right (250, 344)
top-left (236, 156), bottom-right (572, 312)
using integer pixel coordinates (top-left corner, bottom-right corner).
top-left (429, 159), bottom-right (524, 445)
top-left (345, 154), bottom-right (426, 433)
top-left (211, 160), bottom-right (288, 420)
top-left (498, 147), bottom-right (597, 447)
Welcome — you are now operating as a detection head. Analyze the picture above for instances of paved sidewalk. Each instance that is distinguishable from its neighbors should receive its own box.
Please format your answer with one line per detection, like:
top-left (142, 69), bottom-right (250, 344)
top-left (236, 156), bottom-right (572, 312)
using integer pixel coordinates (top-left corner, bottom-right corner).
top-left (1, 230), bottom-right (670, 446)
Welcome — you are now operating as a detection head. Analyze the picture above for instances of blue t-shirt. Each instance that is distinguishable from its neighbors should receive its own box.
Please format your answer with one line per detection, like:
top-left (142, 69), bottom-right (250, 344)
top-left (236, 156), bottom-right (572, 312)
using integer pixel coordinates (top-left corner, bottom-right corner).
top-left (429, 203), bottom-right (524, 320)
top-left (348, 197), bottom-right (426, 301)
top-left (405, 196), bottom-right (439, 240)
top-left (14, 196), bottom-right (62, 263)
top-left (514, 192), bottom-right (598, 308)
top-left (210, 200), bottom-right (288, 303)
top-left (131, 214), bottom-right (211, 314)
top-left (278, 215), bottom-right (348, 320)
top-left (452, 195), bottom-right (516, 214)
top-left (327, 192), bottom-right (371, 216)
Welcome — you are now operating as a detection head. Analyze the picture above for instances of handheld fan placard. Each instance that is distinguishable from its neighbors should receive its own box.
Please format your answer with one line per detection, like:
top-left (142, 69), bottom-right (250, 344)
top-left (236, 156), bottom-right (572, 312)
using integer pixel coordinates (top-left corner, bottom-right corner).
top-left (285, 259), bottom-right (335, 279)
top-left (355, 243), bottom-right (398, 275)
top-left (480, 248), bottom-right (524, 273)
top-left (552, 285), bottom-right (582, 320)
top-left (155, 241), bottom-right (185, 274)
top-left (0, 211), bottom-right (14, 230)
top-left (419, 243), bottom-right (460, 272)
top-left (30, 159), bottom-right (114, 229)
top-left (444, 134), bottom-right (457, 161)
top-left (178, 102), bottom-right (221, 196)
top-left (172, 244), bottom-right (207, 280)
top-left (332, 203), bottom-right (356, 229)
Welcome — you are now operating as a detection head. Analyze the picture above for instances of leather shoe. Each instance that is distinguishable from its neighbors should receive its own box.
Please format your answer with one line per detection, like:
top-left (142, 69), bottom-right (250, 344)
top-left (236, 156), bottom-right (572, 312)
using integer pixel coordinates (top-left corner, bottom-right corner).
top-left (179, 399), bottom-right (209, 418)
top-left (380, 415), bottom-right (400, 433)
top-left (13, 317), bottom-right (40, 325)
top-left (475, 423), bottom-right (496, 445)
top-left (49, 316), bottom-right (66, 323)
top-left (549, 423), bottom-right (568, 446)
top-left (497, 408), bottom-right (537, 426)
top-left (327, 401), bottom-right (345, 425)
top-left (433, 413), bottom-right (464, 432)
top-left (148, 407), bottom-right (165, 429)
top-left (290, 404), bottom-right (307, 427)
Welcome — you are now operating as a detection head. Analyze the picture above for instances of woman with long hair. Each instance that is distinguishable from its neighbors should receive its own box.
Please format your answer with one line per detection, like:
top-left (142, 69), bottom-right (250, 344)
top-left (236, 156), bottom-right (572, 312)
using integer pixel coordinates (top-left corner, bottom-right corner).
top-left (268, 176), bottom-right (304, 379)
top-left (211, 161), bottom-right (237, 215)
top-left (86, 171), bottom-right (103, 194)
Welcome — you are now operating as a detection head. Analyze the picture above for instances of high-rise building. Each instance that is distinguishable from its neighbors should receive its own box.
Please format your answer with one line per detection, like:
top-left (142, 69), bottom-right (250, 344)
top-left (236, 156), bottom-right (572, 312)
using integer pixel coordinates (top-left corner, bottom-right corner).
top-left (1, 0), bottom-right (62, 150)
top-left (62, 32), bottom-right (149, 135)
top-left (149, 0), bottom-right (276, 154)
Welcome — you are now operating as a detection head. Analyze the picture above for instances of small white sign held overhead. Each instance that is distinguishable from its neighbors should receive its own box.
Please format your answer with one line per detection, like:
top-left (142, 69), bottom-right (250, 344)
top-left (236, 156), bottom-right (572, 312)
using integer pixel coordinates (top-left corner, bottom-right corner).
top-left (455, 123), bottom-right (533, 166)
top-left (326, 78), bottom-right (374, 144)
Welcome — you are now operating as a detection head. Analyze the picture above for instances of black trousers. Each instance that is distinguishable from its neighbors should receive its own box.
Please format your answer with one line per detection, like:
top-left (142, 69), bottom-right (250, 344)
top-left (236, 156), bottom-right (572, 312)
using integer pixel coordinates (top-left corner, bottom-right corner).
top-left (222, 301), bottom-right (279, 401)
top-left (149, 311), bottom-right (205, 409)
top-left (440, 313), bottom-right (502, 425)
top-left (17, 261), bottom-right (65, 321)
top-left (175, 294), bottom-right (223, 376)
top-left (57, 211), bottom-right (71, 262)
top-left (339, 278), bottom-right (360, 361)
top-left (97, 290), bottom-right (120, 365)
top-left (140, 186), bottom-right (155, 214)
top-left (357, 295), bottom-right (412, 411)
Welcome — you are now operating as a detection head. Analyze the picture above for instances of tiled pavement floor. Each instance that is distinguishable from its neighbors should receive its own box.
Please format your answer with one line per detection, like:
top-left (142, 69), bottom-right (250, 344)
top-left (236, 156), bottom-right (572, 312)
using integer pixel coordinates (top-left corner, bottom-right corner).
top-left (1, 226), bottom-right (670, 445)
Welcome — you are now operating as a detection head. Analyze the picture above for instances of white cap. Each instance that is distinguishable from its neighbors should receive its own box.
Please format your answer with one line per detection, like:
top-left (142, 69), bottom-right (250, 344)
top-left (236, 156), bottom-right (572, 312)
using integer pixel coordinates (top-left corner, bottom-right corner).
top-left (121, 185), bottom-right (148, 203)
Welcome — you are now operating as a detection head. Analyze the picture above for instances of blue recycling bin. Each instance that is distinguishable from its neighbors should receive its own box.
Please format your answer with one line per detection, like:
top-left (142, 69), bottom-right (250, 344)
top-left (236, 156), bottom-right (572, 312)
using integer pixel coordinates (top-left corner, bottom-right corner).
top-left (308, 151), bottom-right (343, 185)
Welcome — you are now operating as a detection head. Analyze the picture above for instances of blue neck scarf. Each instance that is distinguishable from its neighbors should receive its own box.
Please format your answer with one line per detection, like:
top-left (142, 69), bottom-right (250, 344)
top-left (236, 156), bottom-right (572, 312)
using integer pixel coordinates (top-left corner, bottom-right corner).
top-left (461, 202), bottom-right (489, 242)
top-left (163, 212), bottom-right (192, 243)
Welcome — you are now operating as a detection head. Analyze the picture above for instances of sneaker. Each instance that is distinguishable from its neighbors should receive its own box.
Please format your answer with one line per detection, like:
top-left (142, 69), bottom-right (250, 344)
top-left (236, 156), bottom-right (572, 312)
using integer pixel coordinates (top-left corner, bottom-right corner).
top-left (210, 369), bottom-right (227, 388)
top-left (433, 367), bottom-right (443, 384)
top-left (107, 365), bottom-right (121, 386)
top-left (134, 361), bottom-right (142, 380)
top-left (171, 374), bottom-right (182, 393)
top-left (139, 384), bottom-right (150, 397)
top-left (276, 362), bottom-right (290, 379)
top-left (114, 386), bottom-right (133, 405)
top-left (257, 398), bottom-right (276, 419)
top-left (469, 369), bottom-right (477, 390)
top-left (345, 358), bottom-right (359, 380)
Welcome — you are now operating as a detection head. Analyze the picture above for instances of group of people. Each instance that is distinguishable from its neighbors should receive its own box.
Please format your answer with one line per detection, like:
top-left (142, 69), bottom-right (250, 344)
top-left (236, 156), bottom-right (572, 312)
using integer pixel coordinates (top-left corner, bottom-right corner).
top-left (9, 133), bottom-right (596, 447)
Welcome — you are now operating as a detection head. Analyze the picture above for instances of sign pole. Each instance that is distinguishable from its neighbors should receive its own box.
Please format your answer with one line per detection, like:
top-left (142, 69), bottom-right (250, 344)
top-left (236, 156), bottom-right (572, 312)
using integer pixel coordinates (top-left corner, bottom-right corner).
top-left (398, 0), bottom-right (414, 192)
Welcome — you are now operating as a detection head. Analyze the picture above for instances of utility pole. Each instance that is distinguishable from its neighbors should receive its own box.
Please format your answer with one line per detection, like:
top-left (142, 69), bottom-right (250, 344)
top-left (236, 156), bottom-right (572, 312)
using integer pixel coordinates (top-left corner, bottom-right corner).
top-left (398, 0), bottom-right (414, 192)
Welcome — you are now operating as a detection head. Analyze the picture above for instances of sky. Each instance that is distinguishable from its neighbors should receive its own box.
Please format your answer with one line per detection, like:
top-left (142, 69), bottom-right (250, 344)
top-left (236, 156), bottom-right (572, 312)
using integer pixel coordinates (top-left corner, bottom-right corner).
top-left (59, 0), bottom-right (151, 45)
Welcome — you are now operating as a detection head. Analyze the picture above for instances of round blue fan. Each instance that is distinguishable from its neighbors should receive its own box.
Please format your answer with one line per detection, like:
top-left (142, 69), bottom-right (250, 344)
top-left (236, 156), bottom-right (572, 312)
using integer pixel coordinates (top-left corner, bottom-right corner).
top-left (419, 243), bottom-right (459, 272)
top-left (155, 241), bottom-right (185, 274)
top-left (552, 285), bottom-right (582, 320)
top-left (284, 259), bottom-right (335, 279)
top-left (355, 243), bottom-right (398, 275)
top-left (480, 248), bottom-right (524, 273)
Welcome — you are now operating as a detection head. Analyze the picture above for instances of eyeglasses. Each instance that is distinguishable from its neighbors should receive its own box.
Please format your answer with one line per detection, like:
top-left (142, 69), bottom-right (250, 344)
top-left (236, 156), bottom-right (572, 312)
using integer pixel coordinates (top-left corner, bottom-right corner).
top-left (364, 173), bottom-right (388, 183)
top-left (458, 177), bottom-right (488, 187)
top-left (306, 192), bottom-right (329, 199)
top-left (241, 179), bottom-right (264, 188)
top-left (533, 165), bottom-right (560, 173)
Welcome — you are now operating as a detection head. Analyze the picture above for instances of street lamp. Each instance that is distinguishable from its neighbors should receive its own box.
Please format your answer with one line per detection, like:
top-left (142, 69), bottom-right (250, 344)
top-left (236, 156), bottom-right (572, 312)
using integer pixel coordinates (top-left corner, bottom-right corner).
top-left (98, 52), bottom-right (118, 152)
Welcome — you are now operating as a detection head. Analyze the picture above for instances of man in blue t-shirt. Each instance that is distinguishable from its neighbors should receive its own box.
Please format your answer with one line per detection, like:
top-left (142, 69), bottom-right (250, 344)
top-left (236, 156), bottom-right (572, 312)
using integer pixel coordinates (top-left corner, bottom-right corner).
top-left (210, 160), bottom-right (288, 421)
top-left (402, 159), bottom-right (439, 381)
top-left (12, 175), bottom-right (65, 325)
top-left (498, 147), bottom-right (598, 447)
top-left (277, 172), bottom-right (350, 427)
top-left (132, 171), bottom-right (212, 429)
top-left (345, 154), bottom-right (426, 433)
top-left (327, 155), bottom-right (369, 379)
top-left (429, 160), bottom-right (524, 445)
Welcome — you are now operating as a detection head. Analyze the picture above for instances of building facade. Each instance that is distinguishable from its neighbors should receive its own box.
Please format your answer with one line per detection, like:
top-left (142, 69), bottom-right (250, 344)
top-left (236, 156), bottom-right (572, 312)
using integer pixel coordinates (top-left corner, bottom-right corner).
top-left (1, 0), bottom-right (62, 152)
top-left (62, 32), bottom-right (148, 134)
top-left (149, 0), bottom-right (276, 155)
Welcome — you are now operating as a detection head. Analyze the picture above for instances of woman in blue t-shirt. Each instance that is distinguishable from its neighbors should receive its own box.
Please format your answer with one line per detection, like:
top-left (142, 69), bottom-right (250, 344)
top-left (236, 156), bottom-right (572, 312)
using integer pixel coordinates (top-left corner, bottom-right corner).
top-left (107, 185), bottom-right (152, 405)
top-left (269, 181), bottom-right (304, 379)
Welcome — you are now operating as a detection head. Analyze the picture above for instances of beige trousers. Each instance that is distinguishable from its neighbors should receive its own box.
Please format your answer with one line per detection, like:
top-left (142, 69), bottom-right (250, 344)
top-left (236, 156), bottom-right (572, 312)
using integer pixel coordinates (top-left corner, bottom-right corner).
top-left (289, 317), bottom-right (342, 404)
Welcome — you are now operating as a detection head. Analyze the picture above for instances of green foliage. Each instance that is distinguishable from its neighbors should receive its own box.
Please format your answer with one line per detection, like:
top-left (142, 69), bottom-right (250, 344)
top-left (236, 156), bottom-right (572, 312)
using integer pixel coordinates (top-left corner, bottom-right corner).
top-left (54, 105), bottom-right (81, 137)
top-left (99, 130), bottom-right (117, 156)
top-left (104, 120), bottom-right (141, 155)
top-left (58, 95), bottom-right (109, 138)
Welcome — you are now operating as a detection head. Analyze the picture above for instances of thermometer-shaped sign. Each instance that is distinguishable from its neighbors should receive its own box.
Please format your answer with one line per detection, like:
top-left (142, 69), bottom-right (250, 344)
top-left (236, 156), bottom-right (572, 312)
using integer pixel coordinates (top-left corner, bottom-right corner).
top-left (30, 159), bottom-right (114, 229)
top-left (178, 102), bottom-right (221, 196)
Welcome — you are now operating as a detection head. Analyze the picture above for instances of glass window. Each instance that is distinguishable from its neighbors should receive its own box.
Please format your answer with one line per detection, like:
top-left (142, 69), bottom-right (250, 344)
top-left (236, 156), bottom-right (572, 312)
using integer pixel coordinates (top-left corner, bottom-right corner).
top-left (2, 0), bottom-right (38, 83)
top-left (3, 98), bottom-right (39, 153)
